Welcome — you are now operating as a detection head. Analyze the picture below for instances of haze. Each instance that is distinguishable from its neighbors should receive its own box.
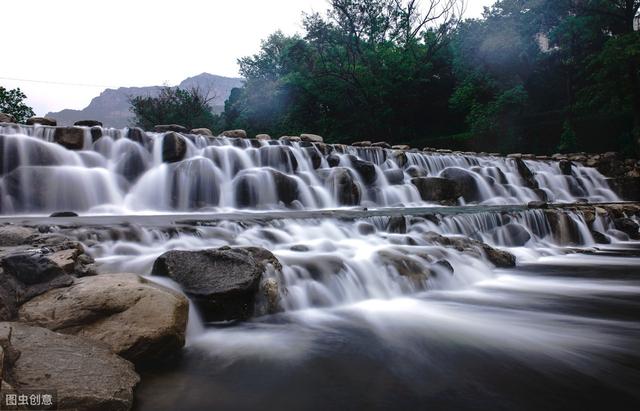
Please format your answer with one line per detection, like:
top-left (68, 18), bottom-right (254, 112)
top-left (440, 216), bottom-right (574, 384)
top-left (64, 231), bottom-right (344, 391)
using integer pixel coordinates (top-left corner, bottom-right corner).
top-left (1, 0), bottom-right (492, 115)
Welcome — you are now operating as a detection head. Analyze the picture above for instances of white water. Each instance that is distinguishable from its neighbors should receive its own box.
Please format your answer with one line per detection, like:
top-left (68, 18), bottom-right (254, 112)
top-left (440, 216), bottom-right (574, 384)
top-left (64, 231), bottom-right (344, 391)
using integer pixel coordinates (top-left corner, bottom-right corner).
top-left (0, 125), bottom-right (618, 214)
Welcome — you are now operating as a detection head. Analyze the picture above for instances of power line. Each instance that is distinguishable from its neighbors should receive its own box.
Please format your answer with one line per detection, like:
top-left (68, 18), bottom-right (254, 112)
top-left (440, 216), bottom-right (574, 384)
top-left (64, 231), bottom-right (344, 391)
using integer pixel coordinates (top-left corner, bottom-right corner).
top-left (0, 76), bottom-right (118, 88)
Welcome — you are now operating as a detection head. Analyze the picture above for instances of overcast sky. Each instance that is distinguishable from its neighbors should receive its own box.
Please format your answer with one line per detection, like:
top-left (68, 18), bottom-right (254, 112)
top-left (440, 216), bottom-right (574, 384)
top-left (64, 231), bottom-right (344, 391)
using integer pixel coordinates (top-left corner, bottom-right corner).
top-left (2, 0), bottom-right (493, 115)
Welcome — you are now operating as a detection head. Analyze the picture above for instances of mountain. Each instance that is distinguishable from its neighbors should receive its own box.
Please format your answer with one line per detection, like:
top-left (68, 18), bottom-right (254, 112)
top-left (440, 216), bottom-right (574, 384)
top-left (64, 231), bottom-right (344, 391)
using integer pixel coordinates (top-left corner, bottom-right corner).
top-left (46, 73), bottom-right (243, 128)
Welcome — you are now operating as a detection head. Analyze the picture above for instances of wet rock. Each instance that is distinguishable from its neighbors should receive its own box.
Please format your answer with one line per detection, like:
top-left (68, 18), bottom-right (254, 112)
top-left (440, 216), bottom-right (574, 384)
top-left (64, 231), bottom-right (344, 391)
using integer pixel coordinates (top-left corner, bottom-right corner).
top-left (154, 124), bottom-right (188, 133)
top-left (514, 158), bottom-right (539, 189)
top-left (271, 170), bottom-right (300, 205)
top-left (0, 113), bottom-right (16, 123)
top-left (433, 259), bottom-right (454, 274)
top-left (49, 211), bottom-right (78, 217)
top-left (384, 169), bottom-right (405, 185)
top-left (303, 147), bottom-right (322, 169)
top-left (258, 277), bottom-right (281, 315)
top-left (528, 201), bottom-right (547, 209)
top-left (255, 134), bottom-right (271, 141)
top-left (348, 156), bottom-right (377, 185)
top-left (53, 126), bottom-right (85, 150)
top-left (372, 142), bottom-right (391, 149)
top-left (392, 145), bottom-right (410, 150)
top-left (162, 132), bottom-right (187, 163)
top-left (170, 157), bottom-right (221, 209)
top-left (544, 209), bottom-right (582, 244)
top-left (559, 160), bottom-right (573, 175)
top-left (116, 148), bottom-right (149, 182)
top-left (1, 322), bottom-right (139, 411)
top-left (153, 247), bottom-right (278, 321)
top-left (259, 145), bottom-right (299, 172)
top-left (18, 273), bottom-right (188, 364)
top-left (327, 154), bottom-right (341, 167)
top-left (300, 133), bottom-right (323, 143)
top-left (533, 188), bottom-right (549, 202)
top-left (608, 176), bottom-right (640, 201)
top-left (0, 226), bottom-right (37, 246)
top-left (26, 116), bottom-right (56, 126)
top-left (411, 177), bottom-right (459, 203)
top-left (613, 218), bottom-right (640, 239)
top-left (90, 126), bottom-right (102, 142)
top-left (356, 222), bottom-right (376, 235)
top-left (221, 129), bottom-right (247, 138)
top-left (387, 216), bottom-right (407, 234)
top-left (352, 141), bottom-right (372, 147)
top-left (406, 165), bottom-right (426, 178)
top-left (326, 167), bottom-right (361, 206)
top-left (190, 128), bottom-right (213, 136)
top-left (439, 167), bottom-right (480, 202)
top-left (377, 250), bottom-right (432, 286)
top-left (392, 150), bottom-right (408, 168)
top-left (126, 127), bottom-right (151, 145)
top-left (591, 230), bottom-right (611, 244)
top-left (74, 120), bottom-right (102, 127)
top-left (424, 232), bottom-right (516, 268)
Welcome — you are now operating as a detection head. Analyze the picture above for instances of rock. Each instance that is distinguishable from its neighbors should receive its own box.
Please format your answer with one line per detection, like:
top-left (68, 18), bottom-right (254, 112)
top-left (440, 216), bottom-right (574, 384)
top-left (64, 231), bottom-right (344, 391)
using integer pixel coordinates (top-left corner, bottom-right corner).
top-left (18, 273), bottom-right (188, 364)
top-left (300, 133), bottom-right (324, 143)
top-left (255, 134), bottom-right (271, 141)
top-left (433, 259), bottom-right (454, 274)
top-left (49, 211), bottom-right (78, 217)
top-left (613, 218), bottom-right (640, 239)
top-left (90, 126), bottom-right (102, 142)
top-left (26, 116), bottom-right (56, 126)
top-left (371, 142), bottom-right (391, 149)
top-left (327, 154), bottom-right (341, 167)
top-left (190, 128), bottom-right (213, 136)
top-left (406, 165), bottom-right (427, 178)
top-left (387, 216), bottom-right (407, 234)
top-left (74, 120), bottom-right (103, 127)
top-left (154, 124), bottom-right (188, 133)
top-left (271, 170), bottom-right (300, 205)
top-left (0, 113), bottom-right (16, 123)
top-left (126, 127), bottom-right (150, 145)
top-left (2, 251), bottom-right (71, 286)
top-left (348, 156), bottom-right (377, 185)
top-left (153, 247), bottom-right (278, 321)
top-left (235, 169), bottom-right (299, 207)
top-left (326, 167), bottom-right (361, 206)
top-left (591, 230), bottom-right (611, 244)
top-left (528, 201), bottom-right (548, 209)
top-left (1, 322), bottom-right (139, 411)
top-left (162, 132), bottom-right (187, 163)
top-left (221, 129), bottom-right (247, 138)
top-left (53, 126), bottom-right (85, 150)
top-left (279, 136), bottom-right (301, 143)
top-left (514, 158), bottom-right (539, 189)
top-left (533, 188), bottom-right (549, 202)
top-left (0, 225), bottom-right (37, 247)
top-left (424, 232), bottom-right (516, 268)
top-left (303, 147), bottom-right (322, 169)
top-left (392, 145), bottom-right (410, 150)
top-left (378, 250), bottom-right (432, 280)
top-left (439, 167), bottom-right (480, 202)
top-left (356, 222), bottom-right (376, 235)
top-left (544, 209), bottom-right (582, 244)
top-left (259, 145), bottom-right (299, 172)
top-left (608, 177), bottom-right (640, 201)
top-left (411, 177), bottom-right (459, 203)
top-left (352, 141), bottom-right (372, 147)
top-left (384, 169), bottom-right (405, 185)
top-left (558, 160), bottom-right (573, 175)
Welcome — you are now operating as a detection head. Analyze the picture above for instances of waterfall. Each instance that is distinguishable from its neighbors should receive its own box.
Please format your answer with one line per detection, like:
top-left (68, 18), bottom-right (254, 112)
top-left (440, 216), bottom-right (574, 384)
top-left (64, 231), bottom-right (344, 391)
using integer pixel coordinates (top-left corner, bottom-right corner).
top-left (0, 126), bottom-right (619, 214)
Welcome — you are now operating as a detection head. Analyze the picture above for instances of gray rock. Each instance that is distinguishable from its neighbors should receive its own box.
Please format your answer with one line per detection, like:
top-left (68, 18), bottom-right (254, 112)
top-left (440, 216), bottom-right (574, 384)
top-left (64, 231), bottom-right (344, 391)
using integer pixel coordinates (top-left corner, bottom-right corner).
top-left (0, 113), bottom-right (16, 123)
top-left (411, 177), bottom-right (459, 203)
top-left (153, 247), bottom-right (278, 321)
top-left (300, 133), bottom-right (323, 143)
top-left (613, 218), bottom-right (640, 239)
top-left (0, 322), bottom-right (139, 411)
top-left (383, 169), bottom-right (405, 185)
top-left (325, 167), bottom-right (361, 206)
top-left (74, 120), bottom-right (103, 127)
top-left (190, 128), bottom-right (213, 136)
top-left (348, 155), bottom-right (377, 185)
top-left (221, 129), bottom-right (247, 138)
top-left (439, 167), bottom-right (480, 202)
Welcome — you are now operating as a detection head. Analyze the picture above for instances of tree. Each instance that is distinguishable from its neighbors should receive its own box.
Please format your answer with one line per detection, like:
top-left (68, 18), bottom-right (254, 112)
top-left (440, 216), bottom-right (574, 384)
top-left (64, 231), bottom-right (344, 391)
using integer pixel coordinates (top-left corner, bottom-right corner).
top-left (0, 86), bottom-right (35, 123)
top-left (129, 87), bottom-right (219, 130)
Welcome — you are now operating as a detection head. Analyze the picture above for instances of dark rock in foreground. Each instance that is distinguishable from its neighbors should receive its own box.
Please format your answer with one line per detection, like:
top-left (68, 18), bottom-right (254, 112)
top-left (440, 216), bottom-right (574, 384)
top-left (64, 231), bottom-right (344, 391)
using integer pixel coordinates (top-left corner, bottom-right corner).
top-left (152, 246), bottom-right (281, 321)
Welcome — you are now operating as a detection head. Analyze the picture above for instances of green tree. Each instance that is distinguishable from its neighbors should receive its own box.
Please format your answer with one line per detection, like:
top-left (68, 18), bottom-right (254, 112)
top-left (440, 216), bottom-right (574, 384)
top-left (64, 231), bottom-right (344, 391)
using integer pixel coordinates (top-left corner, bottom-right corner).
top-left (129, 87), bottom-right (219, 131)
top-left (0, 86), bottom-right (35, 123)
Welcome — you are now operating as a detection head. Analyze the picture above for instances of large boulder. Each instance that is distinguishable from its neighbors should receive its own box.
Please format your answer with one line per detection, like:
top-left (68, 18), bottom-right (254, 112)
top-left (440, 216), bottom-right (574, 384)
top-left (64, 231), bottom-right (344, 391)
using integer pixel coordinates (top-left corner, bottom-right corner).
top-left (26, 116), bottom-right (56, 126)
top-left (384, 169), bottom-right (405, 185)
top-left (411, 177), bottom-right (459, 203)
top-left (154, 124), bottom-right (188, 133)
top-left (162, 132), bottom-right (187, 163)
top-left (259, 145), bottom-right (299, 172)
top-left (126, 127), bottom-right (151, 146)
top-left (490, 223), bottom-right (531, 247)
top-left (514, 158), bottom-right (539, 189)
top-left (18, 273), bottom-right (188, 364)
top-left (152, 247), bottom-right (279, 321)
top-left (613, 217), bottom-right (640, 239)
top-left (424, 232), bottom-right (516, 268)
top-left (0, 322), bottom-right (139, 411)
top-left (0, 113), bottom-right (16, 123)
top-left (439, 167), bottom-right (481, 202)
top-left (221, 129), bottom-right (247, 138)
top-left (54, 127), bottom-right (85, 150)
top-left (348, 155), bottom-right (377, 185)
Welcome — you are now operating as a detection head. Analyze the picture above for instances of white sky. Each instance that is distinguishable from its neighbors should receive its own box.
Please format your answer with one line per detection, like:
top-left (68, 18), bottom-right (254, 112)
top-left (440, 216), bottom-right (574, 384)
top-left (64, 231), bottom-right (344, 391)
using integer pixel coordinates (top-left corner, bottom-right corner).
top-left (2, 0), bottom-right (493, 115)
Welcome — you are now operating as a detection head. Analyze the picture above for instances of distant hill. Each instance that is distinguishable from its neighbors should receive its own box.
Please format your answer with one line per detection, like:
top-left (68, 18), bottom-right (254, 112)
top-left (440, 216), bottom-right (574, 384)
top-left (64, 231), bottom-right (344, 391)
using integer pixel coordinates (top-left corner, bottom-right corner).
top-left (46, 73), bottom-right (243, 128)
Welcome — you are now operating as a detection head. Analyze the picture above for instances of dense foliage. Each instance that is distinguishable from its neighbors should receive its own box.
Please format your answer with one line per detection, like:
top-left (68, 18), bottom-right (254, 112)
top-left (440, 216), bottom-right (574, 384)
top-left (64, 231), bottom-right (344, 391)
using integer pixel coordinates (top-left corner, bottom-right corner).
top-left (219, 0), bottom-right (639, 154)
top-left (129, 87), bottom-right (219, 130)
top-left (0, 86), bottom-right (35, 123)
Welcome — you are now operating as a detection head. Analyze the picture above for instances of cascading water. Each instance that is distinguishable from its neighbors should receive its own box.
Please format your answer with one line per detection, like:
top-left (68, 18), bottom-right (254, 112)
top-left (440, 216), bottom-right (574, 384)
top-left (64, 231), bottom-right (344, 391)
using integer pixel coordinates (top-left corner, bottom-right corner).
top-left (0, 125), bottom-right (618, 214)
top-left (1, 123), bottom-right (639, 410)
